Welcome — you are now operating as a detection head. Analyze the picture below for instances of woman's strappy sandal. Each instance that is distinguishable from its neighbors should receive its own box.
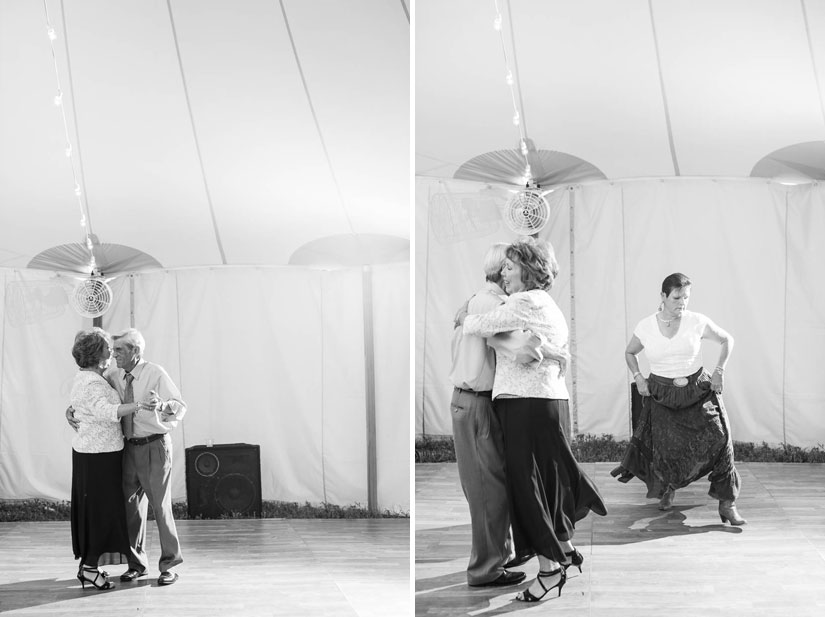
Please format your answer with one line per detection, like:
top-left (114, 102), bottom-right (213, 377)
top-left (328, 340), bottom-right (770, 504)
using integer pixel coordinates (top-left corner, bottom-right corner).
top-left (77, 565), bottom-right (114, 590)
top-left (515, 567), bottom-right (566, 602)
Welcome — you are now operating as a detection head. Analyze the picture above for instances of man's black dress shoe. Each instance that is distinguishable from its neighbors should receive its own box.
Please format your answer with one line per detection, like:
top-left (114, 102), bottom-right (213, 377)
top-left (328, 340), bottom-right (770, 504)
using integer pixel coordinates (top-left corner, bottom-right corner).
top-left (120, 569), bottom-right (146, 582)
top-left (469, 570), bottom-right (526, 587)
top-left (158, 571), bottom-right (179, 586)
top-left (503, 552), bottom-right (536, 569)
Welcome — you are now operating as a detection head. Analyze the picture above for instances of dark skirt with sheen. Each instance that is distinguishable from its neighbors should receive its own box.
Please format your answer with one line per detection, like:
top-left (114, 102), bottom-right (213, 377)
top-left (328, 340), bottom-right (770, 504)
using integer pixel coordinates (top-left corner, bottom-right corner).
top-left (71, 449), bottom-right (130, 567)
top-left (611, 368), bottom-right (740, 501)
top-left (495, 397), bottom-right (607, 563)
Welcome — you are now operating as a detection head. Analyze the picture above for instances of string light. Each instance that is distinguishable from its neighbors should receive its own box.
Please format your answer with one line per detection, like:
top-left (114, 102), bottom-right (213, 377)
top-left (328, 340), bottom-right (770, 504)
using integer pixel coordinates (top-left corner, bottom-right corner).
top-left (492, 0), bottom-right (533, 185)
top-left (43, 0), bottom-right (96, 272)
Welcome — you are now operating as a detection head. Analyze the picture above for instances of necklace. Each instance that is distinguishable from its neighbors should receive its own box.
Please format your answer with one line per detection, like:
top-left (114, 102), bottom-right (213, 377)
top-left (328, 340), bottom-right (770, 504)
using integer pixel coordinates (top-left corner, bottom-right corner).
top-left (656, 313), bottom-right (679, 326)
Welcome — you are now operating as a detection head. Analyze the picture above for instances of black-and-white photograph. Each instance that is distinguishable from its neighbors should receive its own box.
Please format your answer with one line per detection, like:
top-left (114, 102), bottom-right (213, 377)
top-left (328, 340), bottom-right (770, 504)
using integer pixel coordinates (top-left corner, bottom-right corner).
top-left (0, 1), bottom-right (410, 616)
top-left (415, 1), bottom-right (825, 615)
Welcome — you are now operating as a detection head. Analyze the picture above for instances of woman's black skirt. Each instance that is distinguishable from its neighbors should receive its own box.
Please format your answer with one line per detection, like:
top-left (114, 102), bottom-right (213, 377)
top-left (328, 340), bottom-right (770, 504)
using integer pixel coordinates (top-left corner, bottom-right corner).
top-left (71, 449), bottom-right (130, 566)
top-left (611, 368), bottom-right (740, 501)
top-left (495, 397), bottom-right (607, 563)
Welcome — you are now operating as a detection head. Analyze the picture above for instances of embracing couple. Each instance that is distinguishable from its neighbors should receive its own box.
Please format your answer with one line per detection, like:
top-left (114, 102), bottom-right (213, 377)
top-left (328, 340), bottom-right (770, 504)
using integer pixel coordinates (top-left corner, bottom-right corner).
top-left (450, 238), bottom-right (607, 603)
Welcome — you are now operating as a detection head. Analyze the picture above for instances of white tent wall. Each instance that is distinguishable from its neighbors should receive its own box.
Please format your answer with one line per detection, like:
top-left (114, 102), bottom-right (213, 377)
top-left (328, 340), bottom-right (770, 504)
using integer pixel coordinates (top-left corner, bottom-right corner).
top-left (416, 175), bottom-right (825, 448)
top-left (0, 263), bottom-right (409, 512)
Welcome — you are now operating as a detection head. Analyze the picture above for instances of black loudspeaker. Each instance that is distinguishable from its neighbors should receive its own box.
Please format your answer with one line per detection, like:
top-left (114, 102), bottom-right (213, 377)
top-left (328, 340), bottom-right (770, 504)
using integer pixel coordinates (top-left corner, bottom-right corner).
top-left (185, 443), bottom-right (262, 519)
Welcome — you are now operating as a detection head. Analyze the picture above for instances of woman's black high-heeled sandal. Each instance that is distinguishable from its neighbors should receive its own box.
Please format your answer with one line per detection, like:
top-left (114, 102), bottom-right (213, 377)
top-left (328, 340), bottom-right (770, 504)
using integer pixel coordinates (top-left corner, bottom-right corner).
top-left (563, 548), bottom-right (584, 573)
top-left (77, 566), bottom-right (114, 590)
top-left (515, 567), bottom-right (566, 602)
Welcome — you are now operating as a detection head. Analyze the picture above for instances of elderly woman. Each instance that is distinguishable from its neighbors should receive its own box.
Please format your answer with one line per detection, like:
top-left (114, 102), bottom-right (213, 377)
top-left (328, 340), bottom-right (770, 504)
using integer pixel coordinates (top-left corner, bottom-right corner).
top-left (461, 238), bottom-right (607, 603)
top-left (70, 328), bottom-right (144, 590)
top-left (611, 273), bottom-right (745, 525)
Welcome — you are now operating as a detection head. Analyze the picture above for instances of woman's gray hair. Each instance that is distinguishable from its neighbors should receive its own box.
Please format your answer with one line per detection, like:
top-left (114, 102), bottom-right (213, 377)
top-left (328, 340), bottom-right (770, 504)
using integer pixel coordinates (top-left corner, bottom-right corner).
top-left (506, 237), bottom-right (559, 291)
top-left (72, 327), bottom-right (112, 369)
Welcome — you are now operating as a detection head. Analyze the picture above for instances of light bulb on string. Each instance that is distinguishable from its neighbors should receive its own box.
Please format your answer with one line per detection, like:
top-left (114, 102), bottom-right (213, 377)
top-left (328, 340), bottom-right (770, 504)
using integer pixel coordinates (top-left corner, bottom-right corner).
top-left (54, 91), bottom-right (63, 106)
top-left (505, 71), bottom-right (514, 86)
top-left (512, 111), bottom-right (520, 126)
top-left (520, 139), bottom-right (529, 156)
top-left (65, 143), bottom-right (72, 157)
top-left (47, 27), bottom-right (56, 41)
top-left (80, 213), bottom-right (86, 228)
top-left (493, 14), bottom-right (502, 31)
top-left (74, 184), bottom-right (82, 197)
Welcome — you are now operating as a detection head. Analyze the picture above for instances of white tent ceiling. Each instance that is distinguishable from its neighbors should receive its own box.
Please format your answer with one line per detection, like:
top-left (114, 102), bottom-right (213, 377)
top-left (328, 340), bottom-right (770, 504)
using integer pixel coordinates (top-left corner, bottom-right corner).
top-left (0, 0), bottom-right (409, 272)
top-left (416, 0), bottom-right (825, 184)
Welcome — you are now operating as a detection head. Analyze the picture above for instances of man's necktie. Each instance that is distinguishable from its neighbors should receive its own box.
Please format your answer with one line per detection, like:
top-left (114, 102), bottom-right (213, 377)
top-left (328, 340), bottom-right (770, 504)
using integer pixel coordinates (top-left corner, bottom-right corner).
top-left (123, 372), bottom-right (134, 439)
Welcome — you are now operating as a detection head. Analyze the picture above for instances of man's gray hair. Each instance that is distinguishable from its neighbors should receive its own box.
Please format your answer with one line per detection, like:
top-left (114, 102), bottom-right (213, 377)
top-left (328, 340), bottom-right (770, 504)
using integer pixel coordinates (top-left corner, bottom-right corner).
top-left (483, 242), bottom-right (509, 282)
top-left (114, 328), bottom-right (145, 356)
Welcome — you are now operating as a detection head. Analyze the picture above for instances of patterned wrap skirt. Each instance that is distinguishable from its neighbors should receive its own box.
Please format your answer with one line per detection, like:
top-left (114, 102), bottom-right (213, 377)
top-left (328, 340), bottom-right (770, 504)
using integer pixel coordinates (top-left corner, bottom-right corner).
top-left (611, 367), bottom-right (740, 501)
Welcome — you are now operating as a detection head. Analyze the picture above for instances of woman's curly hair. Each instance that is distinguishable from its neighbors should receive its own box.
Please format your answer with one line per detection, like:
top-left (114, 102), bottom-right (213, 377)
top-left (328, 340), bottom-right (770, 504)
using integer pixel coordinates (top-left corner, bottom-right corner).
top-left (72, 327), bottom-right (112, 369)
top-left (506, 237), bottom-right (559, 291)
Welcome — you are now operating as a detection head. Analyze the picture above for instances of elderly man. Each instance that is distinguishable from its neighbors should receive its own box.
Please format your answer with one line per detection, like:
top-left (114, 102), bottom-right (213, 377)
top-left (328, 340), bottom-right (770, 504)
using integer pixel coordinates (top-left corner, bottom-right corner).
top-left (68, 328), bottom-right (187, 586)
top-left (450, 242), bottom-right (564, 587)
top-left (111, 329), bottom-right (187, 586)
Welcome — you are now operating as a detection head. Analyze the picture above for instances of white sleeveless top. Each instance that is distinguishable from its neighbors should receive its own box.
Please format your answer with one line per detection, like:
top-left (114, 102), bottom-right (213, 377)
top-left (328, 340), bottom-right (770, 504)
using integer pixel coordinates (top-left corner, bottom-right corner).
top-left (634, 310), bottom-right (713, 378)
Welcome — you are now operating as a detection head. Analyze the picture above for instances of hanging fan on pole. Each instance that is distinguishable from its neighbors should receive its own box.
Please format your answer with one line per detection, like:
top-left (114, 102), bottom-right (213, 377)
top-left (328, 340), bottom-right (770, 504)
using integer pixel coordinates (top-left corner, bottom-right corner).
top-left (502, 188), bottom-right (551, 236)
top-left (69, 275), bottom-right (113, 318)
top-left (453, 138), bottom-right (605, 237)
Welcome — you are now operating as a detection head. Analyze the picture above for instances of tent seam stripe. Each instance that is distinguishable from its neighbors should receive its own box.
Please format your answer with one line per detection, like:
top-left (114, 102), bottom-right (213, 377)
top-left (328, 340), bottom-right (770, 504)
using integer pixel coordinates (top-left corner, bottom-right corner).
top-left (800, 0), bottom-right (825, 132)
top-left (165, 0), bottom-right (227, 265)
top-left (647, 0), bottom-right (680, 176)
top-left (277, 0), bottom-right (362, 242)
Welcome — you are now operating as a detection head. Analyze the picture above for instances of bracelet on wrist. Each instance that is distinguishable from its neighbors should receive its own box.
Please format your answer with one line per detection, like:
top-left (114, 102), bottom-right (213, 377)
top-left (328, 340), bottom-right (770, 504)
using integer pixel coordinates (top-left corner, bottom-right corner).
top-left (632, 371), bottom-right (642, 380)
top-left (714, 366), bottom-right (725, 374)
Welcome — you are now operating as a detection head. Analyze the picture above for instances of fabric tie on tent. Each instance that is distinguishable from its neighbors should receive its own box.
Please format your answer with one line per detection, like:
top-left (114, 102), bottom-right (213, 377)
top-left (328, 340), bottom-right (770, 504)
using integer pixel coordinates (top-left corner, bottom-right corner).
top-left (123, 372), bottom-right (134, 439)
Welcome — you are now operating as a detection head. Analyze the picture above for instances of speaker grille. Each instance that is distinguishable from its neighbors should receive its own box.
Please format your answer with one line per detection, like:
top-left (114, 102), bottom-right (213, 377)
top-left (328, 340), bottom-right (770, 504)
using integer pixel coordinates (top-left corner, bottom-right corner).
top-left (215, 473), bottom-right (257, 512)
top-left (194, 451), bottom-right (220, 477)
top-left (185, 444), bottom-right (262, 519)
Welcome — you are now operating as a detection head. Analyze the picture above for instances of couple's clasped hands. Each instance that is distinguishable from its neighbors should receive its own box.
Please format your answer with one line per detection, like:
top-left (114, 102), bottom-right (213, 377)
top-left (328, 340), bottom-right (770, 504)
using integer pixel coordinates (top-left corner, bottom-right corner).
top-left (66, 389), bottom-right (170, 432)
top-left (138, 390), bottom-right (164, 414)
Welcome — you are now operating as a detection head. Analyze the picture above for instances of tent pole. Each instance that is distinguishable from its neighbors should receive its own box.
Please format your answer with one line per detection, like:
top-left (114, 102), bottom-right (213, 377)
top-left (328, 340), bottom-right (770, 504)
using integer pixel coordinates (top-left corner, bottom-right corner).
top-left (362, 266), bottom-right (378, 513)
top-left (568, 188), bottom-right (579, 437)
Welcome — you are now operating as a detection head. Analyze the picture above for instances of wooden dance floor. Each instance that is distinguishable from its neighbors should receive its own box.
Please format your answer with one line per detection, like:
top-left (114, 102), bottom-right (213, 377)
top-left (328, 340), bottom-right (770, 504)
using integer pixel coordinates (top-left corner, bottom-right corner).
top-left (0, 518), bottom-right (409, 617)
top-left (416, 462), bottom-right (825, 616)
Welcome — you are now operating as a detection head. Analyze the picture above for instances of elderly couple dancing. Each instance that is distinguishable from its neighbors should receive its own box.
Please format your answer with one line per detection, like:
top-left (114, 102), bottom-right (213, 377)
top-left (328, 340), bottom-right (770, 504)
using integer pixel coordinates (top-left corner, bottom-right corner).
top-left (450, 237), bottom-right (746, 603)
top-left (450, 237), bottom-right (606, 602)
top-left (67, 327), bottom-right (187, 590)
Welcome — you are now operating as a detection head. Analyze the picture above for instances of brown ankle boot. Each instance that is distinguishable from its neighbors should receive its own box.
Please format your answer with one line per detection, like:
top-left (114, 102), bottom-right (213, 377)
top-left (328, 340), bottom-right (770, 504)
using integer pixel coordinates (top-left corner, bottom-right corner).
top-left (718, 500), bottom-right (747, 525)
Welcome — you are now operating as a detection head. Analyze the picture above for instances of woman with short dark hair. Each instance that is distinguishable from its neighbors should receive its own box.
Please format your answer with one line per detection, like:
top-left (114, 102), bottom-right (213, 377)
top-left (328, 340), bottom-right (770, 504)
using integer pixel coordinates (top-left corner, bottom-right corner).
top-left (611, 273), bottom-right (745, 525)
top-left (70, 328), bottom-right (142, 589)
top-left (462, 237), bottom-right (606, 602)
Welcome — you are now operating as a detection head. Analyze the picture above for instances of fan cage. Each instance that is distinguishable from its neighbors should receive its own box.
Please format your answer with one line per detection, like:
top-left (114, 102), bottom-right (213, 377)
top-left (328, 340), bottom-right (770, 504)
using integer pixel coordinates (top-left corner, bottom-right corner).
top-left (70, 278), bottom-right (112, 318)
top-left (503, 190), bottom-right (550, 234)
